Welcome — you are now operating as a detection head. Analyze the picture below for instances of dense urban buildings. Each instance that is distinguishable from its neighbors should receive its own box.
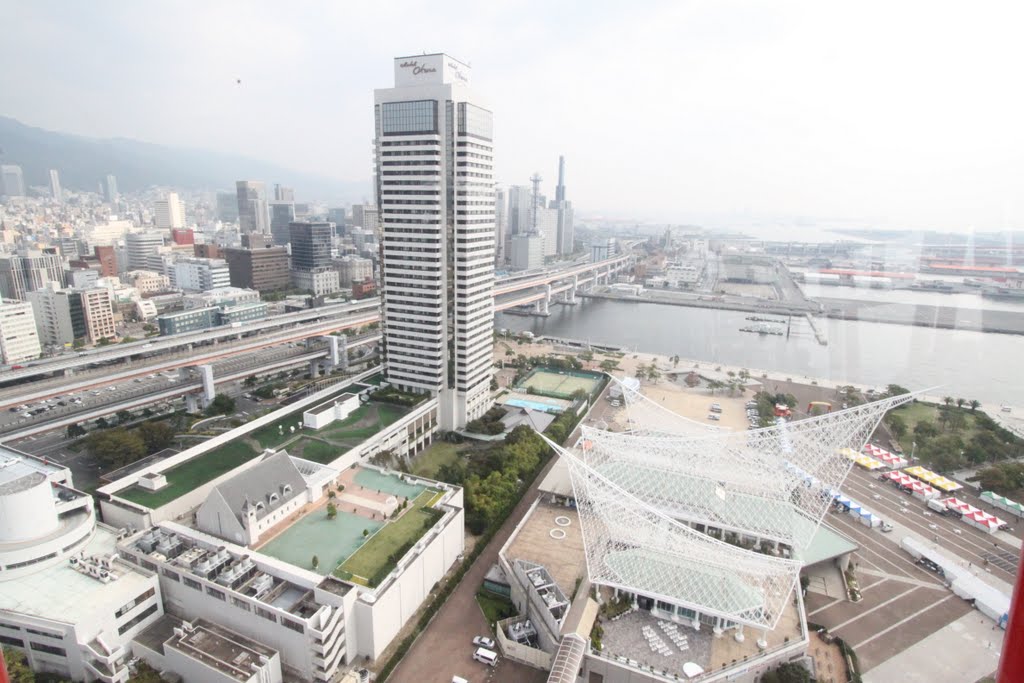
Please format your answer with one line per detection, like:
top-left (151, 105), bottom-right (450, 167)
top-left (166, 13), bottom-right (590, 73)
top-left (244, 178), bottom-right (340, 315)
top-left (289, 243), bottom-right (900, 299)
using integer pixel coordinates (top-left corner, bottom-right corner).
top-left (375, 53), bottom-right (496, 429)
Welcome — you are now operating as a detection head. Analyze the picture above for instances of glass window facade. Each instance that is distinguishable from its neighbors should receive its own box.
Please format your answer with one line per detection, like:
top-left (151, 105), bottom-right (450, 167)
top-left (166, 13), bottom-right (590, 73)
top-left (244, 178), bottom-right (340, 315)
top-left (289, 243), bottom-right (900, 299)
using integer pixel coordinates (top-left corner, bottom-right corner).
top-left (458, 102), bottom-right (493, 140)
top-left (382, 100), bottom-right (437, 135)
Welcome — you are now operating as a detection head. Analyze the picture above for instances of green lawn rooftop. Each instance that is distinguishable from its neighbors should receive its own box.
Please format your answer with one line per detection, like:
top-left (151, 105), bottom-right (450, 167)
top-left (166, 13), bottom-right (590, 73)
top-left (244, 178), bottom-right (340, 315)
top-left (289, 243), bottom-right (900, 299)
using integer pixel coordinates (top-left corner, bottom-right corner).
top-left (338, 488), bottom-right (443, 585)
top-left (117, 440), bottom-right (258, 508)
top-left (114, 381), bottom-right (410, 509)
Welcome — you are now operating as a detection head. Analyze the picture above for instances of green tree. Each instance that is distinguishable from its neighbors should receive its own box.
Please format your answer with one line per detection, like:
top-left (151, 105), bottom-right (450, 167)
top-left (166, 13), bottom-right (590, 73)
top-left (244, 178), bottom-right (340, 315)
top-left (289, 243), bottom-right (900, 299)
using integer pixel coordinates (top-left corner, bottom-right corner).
top-left (647, 365), bottom-right (661, 382)
top-left (913, 419), bottom-right (939, 442)
top-left (326, 502), bottom-right (337, 520)
top-left (707, 380), bottom-right (725, 395)
top-left (97, 337), bottom-right (112, 346)
top-left (116, 410), bottom-right (132, 425)
top-left (244, 375), bottom-right (258, 387)
top-left (4, 646), bottom-right (38, 683)
top-left (599, 358), bottom-right (619, 372)
top-left (943, 396), bottom-right (954, 407)
top-left (762, 662), bottom-right (812, 683)
top-left (72, 337), bottom-right (86, 349)
top-left (956, 397), bottom-right (966, 409)
top-left (66, 423), bottom-right (87, 439)
top-left (120, 336), bottom-right (136, 344)
top-left (887, 414), bottom-right (908, 441)
top-left (95, 416), bottom-right (110, 429)
top-left (969, 399), bottom-right (981, 412)
top-left (138, 421), bottom-right (175, 453)
top-left (885, 383), bottom-right (910, 397)
top-left (205, 393), bottom-right (236, 416)
top-left (86, 428), bottom-right (146, 467)
top-left (311, 555), bottom-right (320, 570)
top-left (922, 434), bottom-right (965, 472)
top-left (947, 410), bottom-right (968, 433)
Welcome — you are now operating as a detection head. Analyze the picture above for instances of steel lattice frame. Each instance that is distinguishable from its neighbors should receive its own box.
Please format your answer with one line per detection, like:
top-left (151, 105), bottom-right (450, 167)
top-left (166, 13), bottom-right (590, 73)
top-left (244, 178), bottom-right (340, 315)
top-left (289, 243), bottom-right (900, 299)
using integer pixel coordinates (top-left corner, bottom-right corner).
top-left (552, 385), bottom-right (916, 631)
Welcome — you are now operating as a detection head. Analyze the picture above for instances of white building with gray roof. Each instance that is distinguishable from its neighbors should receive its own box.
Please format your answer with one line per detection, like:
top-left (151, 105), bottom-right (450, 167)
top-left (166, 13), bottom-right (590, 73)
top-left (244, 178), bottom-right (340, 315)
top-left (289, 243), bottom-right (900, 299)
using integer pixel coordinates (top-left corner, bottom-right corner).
top-left (196, 452), bottom-right (336, 546)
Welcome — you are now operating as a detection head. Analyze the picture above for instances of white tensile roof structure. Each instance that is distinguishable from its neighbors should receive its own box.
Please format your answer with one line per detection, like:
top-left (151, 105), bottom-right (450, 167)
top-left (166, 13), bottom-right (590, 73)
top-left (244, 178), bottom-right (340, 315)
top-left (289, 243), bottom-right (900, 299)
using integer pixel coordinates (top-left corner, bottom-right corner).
top-left (548, 381), bottom-right (915, 631)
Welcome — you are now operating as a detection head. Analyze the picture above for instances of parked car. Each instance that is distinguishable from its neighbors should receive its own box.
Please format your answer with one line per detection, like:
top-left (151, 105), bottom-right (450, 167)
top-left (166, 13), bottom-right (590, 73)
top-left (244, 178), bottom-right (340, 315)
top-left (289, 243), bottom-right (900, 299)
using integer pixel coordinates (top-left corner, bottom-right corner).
top-left (880, 522), bottom-right (894, 533)
top-left (707, 414), bottom-right (720, 421)
top-left (472, 636), bottom-right (496, 649)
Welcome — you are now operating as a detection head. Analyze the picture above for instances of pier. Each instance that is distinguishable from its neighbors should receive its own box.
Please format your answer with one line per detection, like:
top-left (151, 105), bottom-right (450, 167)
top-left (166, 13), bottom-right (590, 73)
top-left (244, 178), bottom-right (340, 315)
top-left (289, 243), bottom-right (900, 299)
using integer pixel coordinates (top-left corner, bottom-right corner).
top-left (805, 314), bottom-right (828, 345)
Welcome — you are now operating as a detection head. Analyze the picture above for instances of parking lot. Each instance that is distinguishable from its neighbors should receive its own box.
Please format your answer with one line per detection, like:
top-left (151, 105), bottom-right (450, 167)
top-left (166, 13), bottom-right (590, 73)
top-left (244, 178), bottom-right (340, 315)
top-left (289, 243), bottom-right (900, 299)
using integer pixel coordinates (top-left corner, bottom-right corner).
top-left (805, 464), bottom-right (1015, 673)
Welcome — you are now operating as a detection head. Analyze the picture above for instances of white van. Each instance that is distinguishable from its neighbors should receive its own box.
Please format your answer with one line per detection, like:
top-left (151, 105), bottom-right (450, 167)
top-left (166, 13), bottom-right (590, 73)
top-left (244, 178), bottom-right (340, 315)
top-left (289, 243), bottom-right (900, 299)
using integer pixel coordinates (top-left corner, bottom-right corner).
top-left (473, 647), bottom-right (498, 666)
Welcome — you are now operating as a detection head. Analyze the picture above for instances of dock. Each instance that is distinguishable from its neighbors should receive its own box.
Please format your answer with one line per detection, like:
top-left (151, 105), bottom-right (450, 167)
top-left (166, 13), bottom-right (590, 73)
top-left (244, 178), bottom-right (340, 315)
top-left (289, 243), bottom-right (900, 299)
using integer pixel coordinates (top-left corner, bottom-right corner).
top-left (805, 314), bottom-right (828, 345)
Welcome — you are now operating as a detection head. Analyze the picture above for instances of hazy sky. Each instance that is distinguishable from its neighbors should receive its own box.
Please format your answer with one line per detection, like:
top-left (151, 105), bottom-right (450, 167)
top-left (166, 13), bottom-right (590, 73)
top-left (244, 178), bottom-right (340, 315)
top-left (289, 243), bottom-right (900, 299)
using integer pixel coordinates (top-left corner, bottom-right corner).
top-left (3, 1), bottom-right (1023, 231)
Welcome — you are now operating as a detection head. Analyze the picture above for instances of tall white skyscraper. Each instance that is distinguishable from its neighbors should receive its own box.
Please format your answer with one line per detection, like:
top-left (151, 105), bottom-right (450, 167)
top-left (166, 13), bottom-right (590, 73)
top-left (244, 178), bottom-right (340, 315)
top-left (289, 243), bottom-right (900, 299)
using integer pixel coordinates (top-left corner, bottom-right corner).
top-left (104, 174), bottom-right (119, 203)
top-left (494, 186), bottom-right (507, 266)
top-left (375, 53), bottom-right (496, 430)
top-left (49, 169), bottom-right (62, 202)
top-left (155, 192), bottom-right (186, 229)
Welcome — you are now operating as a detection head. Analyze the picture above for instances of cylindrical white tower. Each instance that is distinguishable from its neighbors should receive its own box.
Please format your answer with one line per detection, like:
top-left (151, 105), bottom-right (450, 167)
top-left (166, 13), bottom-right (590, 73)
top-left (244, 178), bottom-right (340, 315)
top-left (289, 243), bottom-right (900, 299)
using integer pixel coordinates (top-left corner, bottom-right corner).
top-left (0, 473), bottom-right (59, 542)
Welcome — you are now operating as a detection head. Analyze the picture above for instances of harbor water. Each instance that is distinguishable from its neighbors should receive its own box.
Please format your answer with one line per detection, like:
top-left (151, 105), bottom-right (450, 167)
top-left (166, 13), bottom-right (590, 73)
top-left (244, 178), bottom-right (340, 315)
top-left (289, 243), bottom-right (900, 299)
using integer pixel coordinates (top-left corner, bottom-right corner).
top-left (496, 298), bottom-right (1021, 406)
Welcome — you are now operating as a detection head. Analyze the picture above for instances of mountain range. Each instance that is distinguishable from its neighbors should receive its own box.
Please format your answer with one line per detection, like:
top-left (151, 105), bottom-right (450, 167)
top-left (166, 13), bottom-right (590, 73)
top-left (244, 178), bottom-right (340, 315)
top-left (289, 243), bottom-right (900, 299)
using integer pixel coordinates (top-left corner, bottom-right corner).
top-left (0, 116), bottom-right (370, 203)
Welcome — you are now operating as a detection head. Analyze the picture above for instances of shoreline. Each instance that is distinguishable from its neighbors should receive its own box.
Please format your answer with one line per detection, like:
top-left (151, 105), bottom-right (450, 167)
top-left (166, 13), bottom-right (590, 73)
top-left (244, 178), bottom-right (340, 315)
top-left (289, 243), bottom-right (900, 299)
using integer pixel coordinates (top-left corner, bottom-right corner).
top-left (497, 337), bottom-right (1024, 439)
top-left (577, 291), bottom-right (1024, 336)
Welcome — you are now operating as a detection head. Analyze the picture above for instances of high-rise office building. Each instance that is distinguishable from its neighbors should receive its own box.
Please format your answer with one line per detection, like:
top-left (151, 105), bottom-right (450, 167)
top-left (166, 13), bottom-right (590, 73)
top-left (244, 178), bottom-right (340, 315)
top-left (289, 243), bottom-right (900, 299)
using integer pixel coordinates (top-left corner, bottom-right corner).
top-left (172, 257), bottom-right (230, 292)
top-left (269, 201), bottom-right (296, 246)
top-left (236, 181), bottom-right (269, 234)
top-left (93, 246), bottom-right (118, 277)
top-left (125, 232), bottom-right (166, 271)
top-left (375, 53), bottom-right (495, 429)
top-left (288, 222), bottom-right (332, 271)
top-left (0, 248), bottom-right (66, 301)
top-left (327, 207), bottom-right (347, 231)
top-left (510, 232), bottom-right (544, 271)
top-left (155, 192), bottom-right (186, 229)
top-left (350, 204), bottom-right (379, 237)
top-left (26, 283), bottom-right (84, 349)
top-left (506, 185), bottom-right (532, 237)
top-left (273, 184), bottom-right (294, 202)
top-left (288, 221), bottom-right (338, 295)
top-left (494, 187), bottom-right (507, 266)
top-left (216, 191), bottom-right (240, 222)
top-left (49, 169), bottom-right (62, 202)
top-left (224, 240), bottom-right (290, 293)
top-left (79, 288), bottom-right (117, 342)
top-left (1, 165), bottom-right (26, 197)
top-left (104, 174), bottom-right (119, 203)
top-left (552, 155), bottom-right (575, 255)
top-left (0, 301), bottom-right (42, 364)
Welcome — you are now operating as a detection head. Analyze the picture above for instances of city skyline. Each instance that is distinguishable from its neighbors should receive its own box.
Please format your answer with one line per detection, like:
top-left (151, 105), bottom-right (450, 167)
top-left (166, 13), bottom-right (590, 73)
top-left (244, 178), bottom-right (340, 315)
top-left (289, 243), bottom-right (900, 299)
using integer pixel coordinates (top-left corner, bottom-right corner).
top-left (2, 2), bottom-right (1023, 232)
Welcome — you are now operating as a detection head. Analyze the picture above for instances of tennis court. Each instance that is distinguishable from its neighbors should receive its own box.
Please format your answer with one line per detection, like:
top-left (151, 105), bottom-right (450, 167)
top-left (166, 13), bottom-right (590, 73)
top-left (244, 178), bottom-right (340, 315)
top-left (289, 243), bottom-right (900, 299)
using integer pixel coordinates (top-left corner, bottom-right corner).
top-left (517, 368), bottom-right (604, 399)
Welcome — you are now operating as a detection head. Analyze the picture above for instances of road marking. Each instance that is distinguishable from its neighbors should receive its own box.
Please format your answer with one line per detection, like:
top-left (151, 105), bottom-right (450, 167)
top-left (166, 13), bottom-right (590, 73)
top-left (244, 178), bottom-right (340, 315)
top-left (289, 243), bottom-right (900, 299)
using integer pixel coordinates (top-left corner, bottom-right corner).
top-left (851, 594), bottom-right (957, 650)
top-left (830, 586), bottom-right (919, 632)
top-left (808, 596), bottom-right (850, 617)
top-left (858, 568), bottom-right (946, 590)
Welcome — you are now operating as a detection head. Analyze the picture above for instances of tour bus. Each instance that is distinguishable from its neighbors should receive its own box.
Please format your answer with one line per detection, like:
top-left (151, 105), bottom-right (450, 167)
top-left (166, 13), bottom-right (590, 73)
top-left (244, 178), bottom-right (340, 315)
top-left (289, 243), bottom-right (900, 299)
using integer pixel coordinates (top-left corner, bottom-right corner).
top-left (473, 647), bottom-right (498, 666)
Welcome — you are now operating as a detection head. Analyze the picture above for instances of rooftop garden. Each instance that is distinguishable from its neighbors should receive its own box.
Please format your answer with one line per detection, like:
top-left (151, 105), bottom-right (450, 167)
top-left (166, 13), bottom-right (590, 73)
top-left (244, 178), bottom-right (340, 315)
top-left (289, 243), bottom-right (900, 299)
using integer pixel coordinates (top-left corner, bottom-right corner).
top-left (117, 440), bottom-right (258, 508)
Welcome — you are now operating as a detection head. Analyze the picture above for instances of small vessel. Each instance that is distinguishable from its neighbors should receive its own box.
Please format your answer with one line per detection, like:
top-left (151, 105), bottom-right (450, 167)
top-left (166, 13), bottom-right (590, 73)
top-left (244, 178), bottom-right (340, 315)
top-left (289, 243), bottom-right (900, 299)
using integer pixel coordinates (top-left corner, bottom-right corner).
top-left (739, 323), bottom-right (784, 336)
top-left (745, 315), bottom-right (786, 324)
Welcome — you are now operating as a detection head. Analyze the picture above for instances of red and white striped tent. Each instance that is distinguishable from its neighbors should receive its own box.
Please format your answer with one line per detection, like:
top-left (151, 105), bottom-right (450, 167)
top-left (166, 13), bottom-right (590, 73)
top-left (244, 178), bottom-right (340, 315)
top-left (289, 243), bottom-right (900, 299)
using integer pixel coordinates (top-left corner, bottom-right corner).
top-left (864, 444), bottom-right (908, 468)
top-left (884, 471), bottom-right (915, 486)
top-left (909, 481), bottom-right (940, 501)
top-left (965, 510), bottom-right (1006, 534)
top-left (942, 497), bottom-right (981, 517)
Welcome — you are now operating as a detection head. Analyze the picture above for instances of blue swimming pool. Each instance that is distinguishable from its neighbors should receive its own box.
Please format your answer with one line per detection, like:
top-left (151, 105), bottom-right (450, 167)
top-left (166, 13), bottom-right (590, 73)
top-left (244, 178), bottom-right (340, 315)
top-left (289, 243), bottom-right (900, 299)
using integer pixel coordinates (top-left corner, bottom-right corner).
top-left (505, 398), bottom-right (562, 413)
